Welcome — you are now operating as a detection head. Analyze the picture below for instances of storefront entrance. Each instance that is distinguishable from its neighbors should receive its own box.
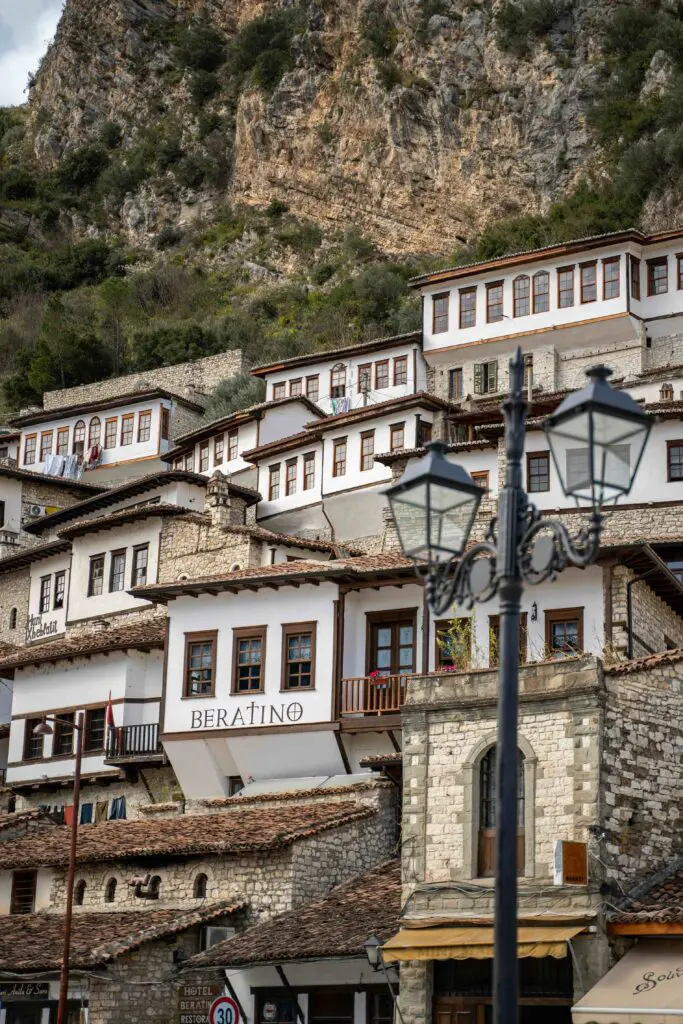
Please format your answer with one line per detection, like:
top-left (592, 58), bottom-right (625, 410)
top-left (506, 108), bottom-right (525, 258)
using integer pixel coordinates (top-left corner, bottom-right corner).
top-left (434, 956), bottom-right (574, 1024)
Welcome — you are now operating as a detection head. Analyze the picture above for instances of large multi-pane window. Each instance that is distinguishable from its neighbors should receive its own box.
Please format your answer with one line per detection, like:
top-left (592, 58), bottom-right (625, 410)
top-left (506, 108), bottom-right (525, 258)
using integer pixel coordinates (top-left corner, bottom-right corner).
top-left (104, 418), bottom-right (117, 449)
top-left (532, 271), bottom-right (550, 313)
top-left (120, 414), bottom-right (134, 446)
top-left (40, 431), bottom-right (53, 462)
top-left (227, 430), bottom-right (239, 461)
top-left (54, 713), bottom-right (75, 756)
top-left (390, 423), bottom-right (405, 451)
top-left (88, 555), bottom-right (105, 597)
top-left (393, 356), bottom-right (408, 386)
top-left (330, 366), bottom-right (346, 399)
top-left (214, 436), bottom-right (224, 465)
top-left (432, 293), bottom-right (449, 333)
top-left (273, 383), bottom-right (286, 400)
top-left (375, 361), bottom-right (390, 390)
top-left (668, 440), bottom-right (683, 481)
top-left (184, 632), bottom-right (217, 696)
top-left (285, 459), bottom-right (297, 496)
top-left (648, 257), bottom-right (668, 296)
top-left (23, 719), bottom-right (43, 761)
top-left (39, 575), bottom-right (51, 614)
top-left (486, 281), bottom-right (503, 322)
top-left (630, 256), bottom-right (641, 300)
top-left (306, 375), bottom-right (319, 402)
top-left (527, 451), bottom-right (550, 492)
top-left (333, 438), bottom-right (347, 477)
top-left (132, 544), bottom-right (149, 586)
top-left (57, 427), bottom-right (69, 455)
top-left (137, 411), bottom-right (151, 443)
top-left (73, 421), bottom-right (86, 454)
top-left (10, 871), bottom-right (37, 915)
top-left (360, 430), bottom-right (375, 471)
top-left (233, 628), bottom-right (266, 692)
top-left (473, 361), bottom-right (498, 394)
top-left (580, 263), bottom-right (597, 303)
top-left (85, 708), bottom-right (106, 752)
top-left (558, 267), bottom-right (574, 308)
top-left (303, 452), bottom-right (316, 490)
top-left (449, 368), bottom-right (463, 400)
top-left (89, 417), bottom-right (102, 448)
top-left (545, 608), bottom-right (584, 656)
top-left (603, 257), bottom-right (620, 299)
top-left (109, 550), bottom-right (126, 593)
top-left (269, 464), bottom-right (280, 501)
top-left (199, 442), bottom-right (209, 472)
top-left (459, 287), bottom-right (476, 329)
top-left (282, 624), bottom-right (315, 689)
top-left (513, 275), bottom-right (530, 317)
top-left (54, 570), bottom-right (66, 609)
top-left (24, 434), bottom-right (36, 465)
top-left (290, 378), bottom-right (302, 397)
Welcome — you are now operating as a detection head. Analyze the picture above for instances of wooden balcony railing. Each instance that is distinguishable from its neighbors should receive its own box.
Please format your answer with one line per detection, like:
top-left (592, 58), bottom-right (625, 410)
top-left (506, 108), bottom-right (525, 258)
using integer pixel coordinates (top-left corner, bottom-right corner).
top-left (105, 723), bottom-right (162, 762)
top-left (339, 675), bottom-right (408, 716)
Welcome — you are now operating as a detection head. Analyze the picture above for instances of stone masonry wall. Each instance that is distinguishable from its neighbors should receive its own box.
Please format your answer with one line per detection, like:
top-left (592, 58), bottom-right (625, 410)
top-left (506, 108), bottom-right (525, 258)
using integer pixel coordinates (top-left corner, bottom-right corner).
top-left (16, 765), bottom-right (181, 817)
top-left (43, 351), bottom-right (243, 410)
top-left (601, 657), bottom-right (683, 884)
top-left (158, 519), bottom-right (261, 581)
top-left (610, 565), bottom-right (683, 658)
top-left (0, 565), bottom-right (29, 646)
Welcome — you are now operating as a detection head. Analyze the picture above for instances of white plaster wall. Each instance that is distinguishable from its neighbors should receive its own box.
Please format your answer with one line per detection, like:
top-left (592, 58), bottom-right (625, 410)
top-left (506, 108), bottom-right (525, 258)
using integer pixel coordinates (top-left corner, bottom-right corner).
top-left (0, 868), bottom-right (54, 913)
top-left (67, 521), bottom-right (160, 623)
top-left (255, 442), bottom-right (323, 519)
top-left (190, 419), bottom-right (259, 478)
top-left (0, 478), bottom-right (22, 534)
top-left (27, 553), bottom-right (70, 639)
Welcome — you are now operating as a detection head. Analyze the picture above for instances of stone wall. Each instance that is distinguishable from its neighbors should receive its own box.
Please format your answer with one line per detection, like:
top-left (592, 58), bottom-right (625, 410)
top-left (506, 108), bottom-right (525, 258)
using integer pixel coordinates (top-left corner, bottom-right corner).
top-left (0, 565), bottom-right (29, 646)
top-left (645, 333), bottom-right (683, 371)
top-left (42, 351), bottom-right (244, 410)
top-left (16, 765), bottom-right (181, 817)
top-left (610, 565), bottom-right (683, 658)
top-left (158, 519), bottom-right (261, 582)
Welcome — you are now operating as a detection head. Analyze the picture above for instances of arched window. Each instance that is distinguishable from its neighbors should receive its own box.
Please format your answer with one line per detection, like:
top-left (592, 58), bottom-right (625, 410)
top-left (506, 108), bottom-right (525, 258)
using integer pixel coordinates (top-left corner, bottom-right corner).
top-left (9, 608), bottom-right (17, 630)
top-left (532, 271), bottom-right (550, 314)
top-left (660, 382), bottom-right (674, 402)
top-left (88, 417), bottom-right (101, 447)
top-left (148, 875), bottom-right (161, 899)
top-left (513, 275), bottom-right (530, 318)
top-left (73, 421), bottom-right (86, 455)
top-left (193, 873), bottom-right (208, 899)
top-left (74, 879), bottom-right (86, 906)
top-left (477, 747), bottom-right (525, 878)
top-left (104, 877), bottom-right (117, 903)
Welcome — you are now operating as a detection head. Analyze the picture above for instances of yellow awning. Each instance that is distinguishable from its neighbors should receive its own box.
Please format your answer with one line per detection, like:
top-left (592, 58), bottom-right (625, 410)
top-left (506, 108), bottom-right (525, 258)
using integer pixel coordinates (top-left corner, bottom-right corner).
top-left (382, 925), bottom-right (584, 961)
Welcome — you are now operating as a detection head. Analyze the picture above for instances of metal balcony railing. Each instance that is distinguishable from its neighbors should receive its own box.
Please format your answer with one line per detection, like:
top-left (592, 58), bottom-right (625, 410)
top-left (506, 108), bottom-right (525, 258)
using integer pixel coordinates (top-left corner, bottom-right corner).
top-left (339, 674), bottom-right (408, 716)
top-left (105, 723), bottom-right (163, 762)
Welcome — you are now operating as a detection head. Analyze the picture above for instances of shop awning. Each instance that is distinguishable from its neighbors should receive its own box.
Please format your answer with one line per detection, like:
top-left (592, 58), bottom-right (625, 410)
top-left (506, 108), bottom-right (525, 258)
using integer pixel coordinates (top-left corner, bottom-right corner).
top-left (382, 924), bottom-right (584, 961)
top-left (572, 940), bottom-right (683, 1023)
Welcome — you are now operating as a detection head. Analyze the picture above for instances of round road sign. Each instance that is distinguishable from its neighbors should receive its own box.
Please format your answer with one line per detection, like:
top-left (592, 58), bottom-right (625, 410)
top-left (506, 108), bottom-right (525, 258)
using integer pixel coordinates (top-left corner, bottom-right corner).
top-left (209, 996), bottom-right (240, 1024)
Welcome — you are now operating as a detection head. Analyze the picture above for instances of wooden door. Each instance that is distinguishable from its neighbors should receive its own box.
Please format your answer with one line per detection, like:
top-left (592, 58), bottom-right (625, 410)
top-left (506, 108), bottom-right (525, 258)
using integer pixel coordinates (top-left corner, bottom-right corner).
top-left (368, 615), bottom-right (416, 676)
top-left (433, 998), bottom-right (484, 1024)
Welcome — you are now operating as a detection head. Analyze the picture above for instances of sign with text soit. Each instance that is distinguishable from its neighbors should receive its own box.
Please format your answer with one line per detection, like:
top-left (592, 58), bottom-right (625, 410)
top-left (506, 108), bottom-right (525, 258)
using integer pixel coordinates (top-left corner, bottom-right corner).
top-left (178, 983), bottom-right (222, 1024)
top-left (190, 701), bottom-right (304, 731)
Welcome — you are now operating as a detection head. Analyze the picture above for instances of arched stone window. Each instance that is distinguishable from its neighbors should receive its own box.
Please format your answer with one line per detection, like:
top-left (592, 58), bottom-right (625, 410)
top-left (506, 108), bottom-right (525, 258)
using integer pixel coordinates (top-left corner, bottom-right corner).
top-left (149, 875), bottom-right (161, 899)
top-left (74, 879), bottom-right (86, 906)
top-left (532, 271), bottom-right (550, 314)
top-left (73, 420), bottom-right (86, 455)
top-left (477, 747), bottom-right (525, 878)
top-left (9, 608), bottom-right (17, 630)
top-left (104, 877), bottom-right (117, 903)
top-left (193, 873), bottom-right (208, 899)
top-left (88, 417), bottom-right (101, 447)
top-left (513, 275), bottom-right (530, 317)
top-left (660, 382), bottom-right (674, 402)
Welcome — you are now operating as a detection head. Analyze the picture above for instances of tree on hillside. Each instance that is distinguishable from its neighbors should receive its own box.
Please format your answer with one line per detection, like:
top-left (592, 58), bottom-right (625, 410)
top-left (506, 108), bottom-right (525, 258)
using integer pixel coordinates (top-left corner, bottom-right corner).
top-left (203, 371), bottom-right (266, 422)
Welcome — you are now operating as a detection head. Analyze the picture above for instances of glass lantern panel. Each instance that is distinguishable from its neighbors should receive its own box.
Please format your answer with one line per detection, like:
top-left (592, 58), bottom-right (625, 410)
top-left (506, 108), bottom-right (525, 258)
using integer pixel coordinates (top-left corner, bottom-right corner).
top-left (591, 410), bottom-right (643, 447)
top-left (565, 448), bottom-right (591, 493)
top-left (429, 484), bottom-right (479, 561)
top-left (390, 483), bottom-right (429, 558)
top-left (596, 442), bottom-right (631, 501)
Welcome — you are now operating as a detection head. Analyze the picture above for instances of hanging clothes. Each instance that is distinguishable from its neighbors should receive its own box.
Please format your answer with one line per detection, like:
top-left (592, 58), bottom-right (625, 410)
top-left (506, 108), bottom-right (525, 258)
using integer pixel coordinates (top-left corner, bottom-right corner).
top-left (95, 800), bottom-right (108, 823)
top-left (109, 795), bottom-right (126, 820)
top-left (64, 806), bottom-right (74, 826)
top-left (80, 803), bottom-right (93, 825)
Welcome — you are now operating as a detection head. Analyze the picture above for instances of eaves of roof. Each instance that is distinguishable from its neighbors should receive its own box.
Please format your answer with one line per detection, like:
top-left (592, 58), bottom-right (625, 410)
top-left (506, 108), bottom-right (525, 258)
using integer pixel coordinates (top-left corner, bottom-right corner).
top-left (0, 621), bottom-right (166, 673)
top-left (0, 462), bottom-right (104, 494)
top-left (0, 539), bottom-right (70, 574)
top-left (9, 388), bottom-right (204, 427)
top-left (250, 331), bottom-right (422, 377)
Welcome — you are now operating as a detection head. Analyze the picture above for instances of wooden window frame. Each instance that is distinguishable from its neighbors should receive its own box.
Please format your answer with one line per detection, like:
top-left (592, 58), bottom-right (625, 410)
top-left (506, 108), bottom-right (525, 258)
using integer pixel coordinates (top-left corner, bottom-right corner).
top-left (432, 292), bottom-right (450, 334)
top-left (630, 255), bottom-right (641, 301)
top-left (39, 430), bottom-right (53, 462)
top-left (647, 256), bottom-right (669, 296)
top-left (53, 712), bottom-right (75, 757)
top-left (183, 630), bottom-right (218, 699)
top-left (227, 429), bottom-right (239, 462)
top-left (84, 707), bottom-right (106, 753)
top-left (161, 407), bottom-right (170, 441)
top-left (268, 463), bottom-right (281, 501)
top-left (434, 617), bottom-right (472, 671)
top-left (10, 870), bottom-right (37, 915)
top-left (532, 271), bottom-right (550, 314)
top-left (360, 429), bottom-right (375, 472)
top-left (199, 441), bottom-right (210, 473)
top-left (120, 414), bottom-right (134, 447)
top-left (666, 439), bottom-right (683, 482)
top-left (73, 420), bottom-right (86, 455)
top-left (471, 470), bottom-right (489, 490)
top-left (489, 613), bottom-right (528, 667)
top-left (332, 437), bottom-right (347, 477)
top-left (365, 608), bottom-right (418, 675)
top-left (88, 417), bottom-right (101, 448)
top-left (677, 254), bottom-right (683, 291)
top-left (358, 364), bottom-right (372, 393)
top-left (281, 621), bottom-right (317, 691)
top-left (417, 419), bottom-right (433, 447)
top-left (513, 275), bottom-right (530, 318)
top-left (390, 422), bottom-right (405, 452)
top-left (375, 360), bottom-right (390, 390)
top-left (448, 368), bottom-right (463, 401)
top-left (231, 625), bottom-right (267, 695)
top-left (544, 606), bottom-right (584, 656)
top-left (23, 433), bottom-right (37, 465)
top-left (273, 383), bottom-right (287, 401)
top-left (23, 720), bottom-right (43, 762)
top-left (557, 265), bottom-right (575, 309)
top-left (88, 554), bottom-right (105, 597)
top-left (184, 453), bottom-right (194, 472)
top-left (305, 375), bottom-right (319, 402)
top-left (56, 427), bottom-right (70, 456)
top-left (303, 452), bottom-right (316, 490)
top-left (459, 286), bottom-right (477, 329)
top-left (137, 409), bottom-right (152, 443)
top-left (602, 256), bottom-right (620, 300)
top-left (39, 575), bottom-right (51, 614)
top-left (285, 458), bottom-right (297, 496)
top-left (526, 450), bottom-right (550, 493)
top-left (289, 378), bottom-right (303, 398)
top-left (213, 435), bottom-right (224, 466)
top-left (579, 261), bottom-right (597, 304)
top-left (109, 549), bottom-right (127, 593)
top-left (330, 366), bottom-right (347, 399)
top-left (131, 543), bottom-right (149, 587)
top-left (474, 360), bottom-right (498, 395)
top-left (486, 280), bottom-right (504, 323)
top-left (393, 355), bottom-right (408, 386)
top-left (54, 570), bottom-right (66, 610)
top-left (104, 417), bottom-right (118, 449)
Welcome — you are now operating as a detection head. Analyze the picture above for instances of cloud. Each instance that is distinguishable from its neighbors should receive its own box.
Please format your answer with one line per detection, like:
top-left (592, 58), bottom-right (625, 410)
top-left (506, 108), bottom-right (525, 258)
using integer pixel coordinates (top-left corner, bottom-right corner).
top-left (0, 2), bottom-right (64, 107)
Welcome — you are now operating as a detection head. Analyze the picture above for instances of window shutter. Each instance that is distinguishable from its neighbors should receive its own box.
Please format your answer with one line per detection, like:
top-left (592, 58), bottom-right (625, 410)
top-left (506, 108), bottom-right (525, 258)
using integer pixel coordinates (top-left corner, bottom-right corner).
top-left (473, 363), bottom-right (483, 394)
top-left (487, 361), bottom-right (498, 393)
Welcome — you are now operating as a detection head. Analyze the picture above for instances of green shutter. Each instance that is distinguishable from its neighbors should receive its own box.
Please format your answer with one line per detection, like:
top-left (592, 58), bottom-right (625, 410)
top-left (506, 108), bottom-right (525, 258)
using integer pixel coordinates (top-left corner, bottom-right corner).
top-left (473, 363), bottom-right (483, 394)
top-left (487, 361), bottom-right (498, 393)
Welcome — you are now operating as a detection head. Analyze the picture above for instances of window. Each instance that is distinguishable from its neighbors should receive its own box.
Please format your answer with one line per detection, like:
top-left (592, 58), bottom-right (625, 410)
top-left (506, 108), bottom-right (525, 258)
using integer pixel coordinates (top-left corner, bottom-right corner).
top-left (161, 407), bottom-right (170, 440)
top-left (303, 452), bottom-right (315, 490)
top-left (333, 438), bottom-right (347, 477)
top-left (23, 434), bottom-right (36, 465)
top-left (471, 470), bottom-right (489, 490)
top-left (105, 878), bottom-right (117, 903)
top-left (417, 420), bottom-right (433, 447)
top-left (603, 257), bottom-right (620, 299)
top-left (432, 292), bottom-right (450, 333)
top-left (459, 287), bottom-right (476, 329)
top-left (282, 622), bottom-right (316, 689)
top-left (532, 271), bottom-right (550, 313)
top-left (668, 561), bottom-right (683, 584)
top-left (184, 453), bottom-right (194, 472)
top-left (269, 464), bottom-right (280, 501)
top-left (434, 617), bottom-right (472, 671)
top-left (360, 430), bottom-right (375, 471)
top-left (120, 414), bottom-right (134, 446)
top-left (513, 275), bottom-right (530, 317)
top-left (369, 992), bottom-right (394, 1024)
top-left (309, 990), bottom-right (354, 1024)
top-left (648, 257), bottom-right (668, 296)
top-left (390, 422), bottom-right (405, 451)
top-left (630, 255), bottom-right (641, 300)
top-left (285, 459), bottom-right (297, 495)
top-left (84, 708), bottom-right (106, 752)
top-left (678, 254), bottom-right (683, 290)
top-left (73, 421), bottom-right (86, 455)
top-left (375, 360), bottom-right (390, 390)
top-left (473, 360), bottom-right (497, 394)
top-left (368, 611), bottom-right (416, 675)
top-left (290, 378), bottom-right (302, 397)
top-left (104, 418), bottom-right (117, 449)
top-left (24, 719), bottom-right (43, 761)
top-left (74, 880), bottom-right (86, 906)
top-left (132, 544), bottom-right (149, 586)
top-left (109, 550), bottom-right (126, 593)
top-left (394, 356), bottom-right (408, 386)
top-left (228, 776), bottom-right (244, 796)
top-left (199, 442), bottom-right (209, 473)
top-left (9, 607), bottom-right (17, 630)
top-left (214, 435), bottom-right (224, 465)
top-left (449, 367), bottom-right (463, 400)
top-left (10, 871), bottom-right (37, 915)
top-left (184, 632), bottom-right (217, 697)
top-left (523, 354), bottom-right (533, 390)
top-left (53, 712), bottom-right (75, 756)
top-left (489, 613), bottom-right (528, 668)
top-left (57, 427), bottom-right (69, 455)
top-left (137, 411), bottom-right (151, 443)
top-left (557, 266), bottom-right (574, 308)
top-left (486, 281), bottom-right (504, 323)
top-left (527, 451), bottom-right (550, 492)
top-left (232, 626), bottom-right (266, 693)
top-left (667, 440), bottom-right (683, 481)
top-left (580, 262), bottom-right (597, 303)
top-left (226, 430), bottom-right (238, 461)
top-left (88, 554), bottom-right (105, 597)
top-left (0, 500), bottom-right (4, 528)
top-left (273, 383), bottom-right (286, 400)
top-left (39, 575), bottom-right (51, 614)
top-left (566, 444), bottom-right (629, 495)
top-left (358, 364), bottom-right (372, 394)
top-left (40, 431), bottom-right (53, 462)
top-left (193, 873), bottom-right (208, 899)
top-left (331, 366), bottom-right (346, 399)
top-left (545, 607), bottom-right (584, 656)
top-left (306, 375), bottom-right (319, 402)
top-left (88, 417), bottom-right (101, 448)
top-left (477, 747), bottom-right (525, 877)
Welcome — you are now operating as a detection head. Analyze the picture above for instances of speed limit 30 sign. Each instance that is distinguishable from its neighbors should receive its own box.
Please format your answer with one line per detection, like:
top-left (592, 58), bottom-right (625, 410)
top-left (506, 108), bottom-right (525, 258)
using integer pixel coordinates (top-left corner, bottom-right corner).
top-left (209, 996), bottom-right (240, 1024)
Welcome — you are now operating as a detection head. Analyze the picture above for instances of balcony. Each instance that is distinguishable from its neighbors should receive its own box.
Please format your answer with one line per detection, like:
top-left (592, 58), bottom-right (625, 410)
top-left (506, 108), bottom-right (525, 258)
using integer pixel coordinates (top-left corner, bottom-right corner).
top-left (339, 675), bottom-right (408, 718)
top-left (105, 724), bottom-right (164, 766)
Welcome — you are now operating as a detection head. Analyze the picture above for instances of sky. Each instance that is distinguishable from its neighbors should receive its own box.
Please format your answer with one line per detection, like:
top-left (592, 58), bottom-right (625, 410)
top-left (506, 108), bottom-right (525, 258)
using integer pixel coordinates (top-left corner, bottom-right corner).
top-left (0, 0), bottom-right (64, 107)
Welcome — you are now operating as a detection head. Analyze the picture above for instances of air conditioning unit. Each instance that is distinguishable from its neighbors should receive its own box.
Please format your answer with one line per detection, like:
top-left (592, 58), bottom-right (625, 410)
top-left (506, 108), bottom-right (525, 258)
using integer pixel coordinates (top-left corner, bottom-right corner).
top-left (203, 926), bottom-right (236, 950)
top-left (28, 504), bottom-right (45, 518)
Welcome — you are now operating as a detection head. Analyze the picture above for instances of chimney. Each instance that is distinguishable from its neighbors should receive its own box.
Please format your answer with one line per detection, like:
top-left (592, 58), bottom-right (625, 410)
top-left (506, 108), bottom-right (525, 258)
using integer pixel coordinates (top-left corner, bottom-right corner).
top-left (205, 470), bottom-right (231, 529)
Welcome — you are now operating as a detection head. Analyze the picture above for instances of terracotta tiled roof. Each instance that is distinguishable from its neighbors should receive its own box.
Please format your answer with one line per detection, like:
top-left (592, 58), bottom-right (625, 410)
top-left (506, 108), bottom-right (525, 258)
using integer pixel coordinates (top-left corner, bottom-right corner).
top-left (605, 647), bottom-right (683, 674)
top-left (0, 802), bottom-right (375, 869)
top-left (359, 752), bottom-right (403, 767)
top-left (0, 463), bottom-right (103, 493)
top-left (9, 388), bottom-right (204, 427)
top-left (0, 539), bottom-right (71, 573)
top-left (609, 863), bottom-right (683, 923)
top-left (0, 621), bottom-right (166, 672)
top-left (58, 503), bottom-right (212, 538)
top-left (375, 438), bottom-right (496, 464)
top-left (0, 808), bottom-right (56, 835)
top-left (166, 395), bottom-right (326, 452)
top-left (251, 331), bottom-right (422, 376)
top-left (186, 860), bottom-right (400, 967)
top-left (0, 902), bottom-right (243, 971)
top-left (174, 518), bottom-right (363, 556)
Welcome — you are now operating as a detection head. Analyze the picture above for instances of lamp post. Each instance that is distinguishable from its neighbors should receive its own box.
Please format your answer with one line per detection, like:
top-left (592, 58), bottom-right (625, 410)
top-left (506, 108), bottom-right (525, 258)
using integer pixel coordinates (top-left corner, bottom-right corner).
top-left (386, 349), bottom-right (651, 1024)
top-left (34, 712), bottom-right (84, 1024)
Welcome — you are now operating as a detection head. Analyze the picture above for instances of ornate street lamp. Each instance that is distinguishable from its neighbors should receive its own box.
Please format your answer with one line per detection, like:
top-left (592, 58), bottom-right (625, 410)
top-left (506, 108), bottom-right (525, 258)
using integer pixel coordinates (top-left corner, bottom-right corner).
top-left (386, 350), bottom-right (651, 1024)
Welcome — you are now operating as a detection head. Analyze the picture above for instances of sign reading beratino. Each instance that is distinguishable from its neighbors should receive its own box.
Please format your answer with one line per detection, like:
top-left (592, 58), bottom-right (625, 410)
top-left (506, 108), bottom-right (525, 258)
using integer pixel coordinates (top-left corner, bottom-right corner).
top-left (190, 701), bottom-right (304, 730)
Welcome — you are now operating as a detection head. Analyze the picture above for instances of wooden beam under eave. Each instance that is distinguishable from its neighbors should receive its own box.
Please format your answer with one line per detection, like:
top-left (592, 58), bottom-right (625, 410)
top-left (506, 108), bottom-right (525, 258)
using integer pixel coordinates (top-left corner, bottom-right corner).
top-left (608, 921), bottom-right (683, 935)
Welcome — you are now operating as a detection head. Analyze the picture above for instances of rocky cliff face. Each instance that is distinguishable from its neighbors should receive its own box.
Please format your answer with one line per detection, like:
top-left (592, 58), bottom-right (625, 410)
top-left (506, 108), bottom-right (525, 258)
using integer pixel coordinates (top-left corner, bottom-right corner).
top-left (26, 0), bottom-right (601, 253)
